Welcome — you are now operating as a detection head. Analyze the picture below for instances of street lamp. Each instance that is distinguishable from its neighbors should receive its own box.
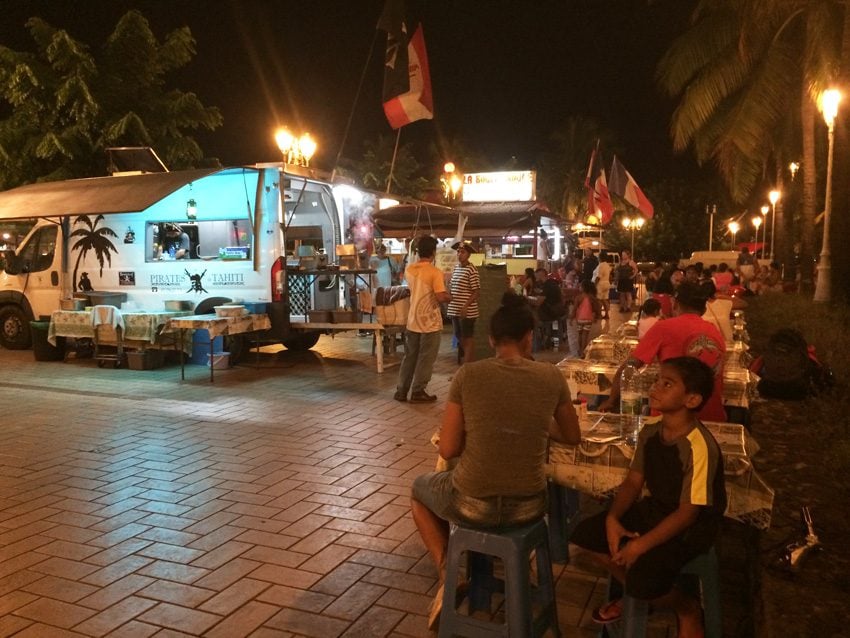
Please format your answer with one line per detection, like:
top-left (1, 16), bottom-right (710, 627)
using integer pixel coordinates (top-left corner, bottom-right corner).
top-left (728, 221), bottom-right (740, 249)
top-left (274, 128), bottom-right (317, 167)
top-left (768, 189), bottom-right (780, 261)
top-left (752, 216), bottom-right (762, 247)
top-left (760, 205), bottom-right (769, 257)
top-left (814, 88), bottom-right (842, 302)
top-left (621, 216), bottom-right (645, 256)
top-left (789, 162), bottom-right (800, 180)
top-left (441, 162), bottom-right (462, 204)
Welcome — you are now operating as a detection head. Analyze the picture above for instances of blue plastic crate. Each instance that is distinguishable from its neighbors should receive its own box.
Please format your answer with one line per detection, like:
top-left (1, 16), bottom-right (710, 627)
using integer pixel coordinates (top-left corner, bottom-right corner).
top-left (190, 329), bottom-right (224, 365)
top-left (241, 301), bottom-right (268, 314)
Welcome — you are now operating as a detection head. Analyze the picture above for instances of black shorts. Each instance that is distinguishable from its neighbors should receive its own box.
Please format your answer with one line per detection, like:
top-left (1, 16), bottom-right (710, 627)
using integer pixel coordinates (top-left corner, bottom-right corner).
top-left (451, 316), bottom-right (476, 339)
top-left (569, 499), bottom-right (716, 600)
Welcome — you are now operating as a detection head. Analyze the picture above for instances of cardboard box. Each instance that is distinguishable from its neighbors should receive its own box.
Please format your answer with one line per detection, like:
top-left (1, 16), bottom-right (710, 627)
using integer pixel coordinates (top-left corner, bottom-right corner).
top-left (126, 350), bottom-right (164, 370)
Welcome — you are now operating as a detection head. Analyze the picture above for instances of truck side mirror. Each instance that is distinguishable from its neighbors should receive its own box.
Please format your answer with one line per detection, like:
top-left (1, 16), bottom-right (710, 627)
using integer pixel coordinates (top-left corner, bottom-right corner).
top-left (2, 250), bottom-right (21, 275)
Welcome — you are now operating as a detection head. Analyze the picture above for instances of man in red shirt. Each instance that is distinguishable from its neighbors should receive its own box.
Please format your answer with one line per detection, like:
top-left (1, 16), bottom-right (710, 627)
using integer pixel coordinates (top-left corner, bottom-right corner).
top-left (600, 282), bottom-right (727, 422)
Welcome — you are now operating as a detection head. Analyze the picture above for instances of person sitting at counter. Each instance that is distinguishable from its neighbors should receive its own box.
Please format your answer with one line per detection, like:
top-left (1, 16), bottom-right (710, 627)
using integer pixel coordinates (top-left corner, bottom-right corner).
top-left (410, 293), bottom-right (581, 630)
top-left (159, 223), bottom-right (191, 260)
top-left (570, 356), bottom-right (726, 637)
top-left (598, 281), bottom-right (727, 422)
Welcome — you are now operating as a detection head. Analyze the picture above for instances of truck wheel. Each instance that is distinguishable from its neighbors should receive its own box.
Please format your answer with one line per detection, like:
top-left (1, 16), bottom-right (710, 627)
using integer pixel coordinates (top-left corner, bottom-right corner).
top-left (282, 332), bottom-right (320, 351)
top-left (0, 305), bottom-right (32, 350)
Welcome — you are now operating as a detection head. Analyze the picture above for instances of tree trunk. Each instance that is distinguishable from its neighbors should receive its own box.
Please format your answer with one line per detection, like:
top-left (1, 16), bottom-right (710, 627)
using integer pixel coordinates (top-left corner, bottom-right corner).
top-left (828, 2), bottom-right (850, 302)
top-left (799, 89), bottom-right (818, 293)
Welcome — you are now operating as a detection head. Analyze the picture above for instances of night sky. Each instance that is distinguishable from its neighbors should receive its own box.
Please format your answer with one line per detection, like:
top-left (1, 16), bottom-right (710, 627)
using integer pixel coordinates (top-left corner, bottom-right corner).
top-left (1, 0), bottom-right (702, 182)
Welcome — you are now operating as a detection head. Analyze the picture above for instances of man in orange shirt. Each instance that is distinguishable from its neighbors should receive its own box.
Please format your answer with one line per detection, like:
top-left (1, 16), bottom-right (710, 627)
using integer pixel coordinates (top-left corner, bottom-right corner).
top-left (395, 235), bottom-right (452, 403)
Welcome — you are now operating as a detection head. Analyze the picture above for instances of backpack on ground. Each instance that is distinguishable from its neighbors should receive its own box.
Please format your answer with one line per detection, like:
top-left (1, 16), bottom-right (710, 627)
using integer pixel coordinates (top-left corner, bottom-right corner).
top-left (750, 328), bottom-right (833, 400)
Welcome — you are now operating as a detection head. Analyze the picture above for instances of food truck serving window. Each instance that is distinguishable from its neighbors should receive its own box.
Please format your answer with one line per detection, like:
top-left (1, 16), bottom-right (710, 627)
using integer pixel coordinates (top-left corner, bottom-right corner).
top-left (146, 221), bottom-right (252, 262)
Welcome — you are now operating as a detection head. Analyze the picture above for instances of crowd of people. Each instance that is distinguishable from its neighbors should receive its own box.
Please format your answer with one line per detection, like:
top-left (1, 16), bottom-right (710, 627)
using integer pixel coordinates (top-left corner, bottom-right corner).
top-left (386, 235), bottom-right (771, 635)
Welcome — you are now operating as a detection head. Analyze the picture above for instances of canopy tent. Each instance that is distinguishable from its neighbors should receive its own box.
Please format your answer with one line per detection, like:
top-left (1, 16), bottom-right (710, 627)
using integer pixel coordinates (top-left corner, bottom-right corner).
top-left (373, 200), bottom-right (551, 238)
top-left (0, 168), bottom-right (223, 220)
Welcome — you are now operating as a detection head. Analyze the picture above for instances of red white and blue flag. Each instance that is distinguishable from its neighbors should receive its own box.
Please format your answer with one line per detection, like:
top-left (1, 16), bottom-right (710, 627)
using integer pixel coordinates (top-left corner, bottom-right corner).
top-left (584, 142), bottom-right (614, 225)
top-left (609, 156), bottom-right (654, 220)
top-left (378, 0), bottom-right (434, 129)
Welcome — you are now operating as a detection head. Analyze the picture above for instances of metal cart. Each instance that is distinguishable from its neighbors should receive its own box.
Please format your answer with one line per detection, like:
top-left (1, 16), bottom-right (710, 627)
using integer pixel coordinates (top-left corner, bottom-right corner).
top-left (91, 306), bottom-right (125, 368)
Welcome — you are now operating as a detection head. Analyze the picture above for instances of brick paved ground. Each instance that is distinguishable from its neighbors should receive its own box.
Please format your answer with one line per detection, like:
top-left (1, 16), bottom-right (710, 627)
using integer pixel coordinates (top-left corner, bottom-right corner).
top-left (0, 313), bottom-right (752, 637)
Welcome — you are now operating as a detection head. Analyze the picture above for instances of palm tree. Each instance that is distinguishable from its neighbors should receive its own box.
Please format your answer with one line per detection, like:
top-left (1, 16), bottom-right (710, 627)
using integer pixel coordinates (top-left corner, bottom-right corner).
top-left (70, 215), bottom-right (118, 292)
top-left (536, 116), bottom-right (613, 220)
top-left (657, 0), bottom-right (843, 291)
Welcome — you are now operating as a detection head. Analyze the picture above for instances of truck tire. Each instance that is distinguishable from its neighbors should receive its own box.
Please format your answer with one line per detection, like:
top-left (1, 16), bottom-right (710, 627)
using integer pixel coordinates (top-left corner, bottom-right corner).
top-left (0, 305), bottom-right (33, 350)
top-left (282, 332), bottom-right (320, 351)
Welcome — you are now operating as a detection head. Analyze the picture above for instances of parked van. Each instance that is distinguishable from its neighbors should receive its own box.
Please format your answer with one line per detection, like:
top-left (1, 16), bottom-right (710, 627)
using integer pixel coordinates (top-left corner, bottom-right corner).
top-left (678, 250), bottom-right (740, 270)
top-left (0, 163), bottom-right (377, 351)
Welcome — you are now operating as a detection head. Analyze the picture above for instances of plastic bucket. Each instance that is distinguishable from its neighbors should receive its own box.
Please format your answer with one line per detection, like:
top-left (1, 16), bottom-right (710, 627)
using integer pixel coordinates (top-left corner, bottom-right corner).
top-left (206, 352), bottom-right (230, 369)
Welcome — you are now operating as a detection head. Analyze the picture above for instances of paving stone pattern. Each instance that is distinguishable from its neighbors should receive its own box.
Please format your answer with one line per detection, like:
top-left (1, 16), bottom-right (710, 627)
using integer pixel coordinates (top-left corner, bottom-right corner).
top-left (0, 316), bottom-right (737, 637)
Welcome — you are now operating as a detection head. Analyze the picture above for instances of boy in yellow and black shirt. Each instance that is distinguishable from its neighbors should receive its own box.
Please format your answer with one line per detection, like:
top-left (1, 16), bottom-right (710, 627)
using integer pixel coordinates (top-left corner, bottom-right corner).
top-left (570, 356), bottom-right (726, 638)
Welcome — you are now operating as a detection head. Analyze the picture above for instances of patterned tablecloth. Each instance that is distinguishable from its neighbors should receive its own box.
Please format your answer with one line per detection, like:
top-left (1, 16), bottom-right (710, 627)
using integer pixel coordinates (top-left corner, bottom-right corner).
top-left (166, 313), bottom-right (272, 338)
top-left (48, 310), bottom-right (191, 347)
top-left (547, 412), bottom-right (774, 529)
top-left (556, 358), bottom-right (758, 409)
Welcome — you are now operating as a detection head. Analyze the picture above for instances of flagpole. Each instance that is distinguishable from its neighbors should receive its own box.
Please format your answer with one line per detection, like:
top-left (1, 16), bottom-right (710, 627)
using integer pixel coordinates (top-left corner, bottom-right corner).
top-left (330, 27), bottom-right (381, 182)
top-left (385, 127), bottom-right (402, 192)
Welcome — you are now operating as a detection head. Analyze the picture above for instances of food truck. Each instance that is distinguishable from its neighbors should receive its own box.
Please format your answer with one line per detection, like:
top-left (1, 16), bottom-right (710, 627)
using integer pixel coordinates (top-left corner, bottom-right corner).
top-left (0, 163), bottom-right (380, 353)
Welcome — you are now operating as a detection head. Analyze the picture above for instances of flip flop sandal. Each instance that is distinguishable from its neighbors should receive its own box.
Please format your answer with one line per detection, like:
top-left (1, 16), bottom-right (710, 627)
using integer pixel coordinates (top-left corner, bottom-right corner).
top-left (592, 598), bottom-right (623, 624)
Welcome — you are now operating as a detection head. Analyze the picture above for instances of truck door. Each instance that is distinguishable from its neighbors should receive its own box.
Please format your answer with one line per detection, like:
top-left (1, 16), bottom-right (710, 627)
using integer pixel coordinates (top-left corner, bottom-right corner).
top-left (0, 224), bottom-right (60, 349)
top-left (9, 224), bottom-right (61, 317)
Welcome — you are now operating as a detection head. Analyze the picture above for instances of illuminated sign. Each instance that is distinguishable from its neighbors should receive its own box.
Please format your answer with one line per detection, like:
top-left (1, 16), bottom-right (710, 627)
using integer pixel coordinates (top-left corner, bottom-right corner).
top-left (462, 171), bottom-right (535, 202)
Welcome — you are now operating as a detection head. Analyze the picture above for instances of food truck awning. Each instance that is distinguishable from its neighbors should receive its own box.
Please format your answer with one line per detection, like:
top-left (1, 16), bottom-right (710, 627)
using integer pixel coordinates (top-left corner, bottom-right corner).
top-left (0, 168), bottom-right (226, 220)
top-left (374, 201), bottom-right (551, 238)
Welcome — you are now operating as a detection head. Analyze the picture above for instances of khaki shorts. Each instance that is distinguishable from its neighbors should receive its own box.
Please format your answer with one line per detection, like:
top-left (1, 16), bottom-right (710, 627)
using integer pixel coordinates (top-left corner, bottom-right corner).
top-left (412, 471), bottom-right (546, 528)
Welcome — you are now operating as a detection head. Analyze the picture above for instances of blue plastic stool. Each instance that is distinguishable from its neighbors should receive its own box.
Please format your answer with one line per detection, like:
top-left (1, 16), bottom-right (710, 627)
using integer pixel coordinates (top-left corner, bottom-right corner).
top-left (546, 482), bottom-right (580, 564)
top-left (438, 518), bottom-right (560, 637)
top-left (599, 546), bottom-right (722, 638)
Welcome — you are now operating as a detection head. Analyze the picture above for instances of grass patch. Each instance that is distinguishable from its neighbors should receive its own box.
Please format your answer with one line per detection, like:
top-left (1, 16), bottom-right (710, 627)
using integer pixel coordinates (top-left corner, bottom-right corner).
top-left (744, 294), bottom-right (850, 484)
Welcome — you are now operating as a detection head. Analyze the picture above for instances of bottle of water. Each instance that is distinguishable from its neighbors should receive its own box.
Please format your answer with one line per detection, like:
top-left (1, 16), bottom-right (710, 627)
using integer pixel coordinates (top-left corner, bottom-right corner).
top-left (168, 245), bottom-right (176, 259)
top-left (619, 362), bottom-right (642, 444)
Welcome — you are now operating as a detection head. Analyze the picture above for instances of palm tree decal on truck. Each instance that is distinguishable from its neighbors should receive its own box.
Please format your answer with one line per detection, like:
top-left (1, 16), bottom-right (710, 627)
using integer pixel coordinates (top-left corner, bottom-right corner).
top-left (71, 215), bottom-right (119, 292)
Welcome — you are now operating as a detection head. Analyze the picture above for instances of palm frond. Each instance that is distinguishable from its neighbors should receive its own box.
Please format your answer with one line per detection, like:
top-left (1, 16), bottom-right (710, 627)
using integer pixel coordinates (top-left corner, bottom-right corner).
top-left (657, 9), bottom-right (740, 96)
top-left (669, 46), bottom-right (753, 150)
top-left (722, 43), bottom-right (800, 160)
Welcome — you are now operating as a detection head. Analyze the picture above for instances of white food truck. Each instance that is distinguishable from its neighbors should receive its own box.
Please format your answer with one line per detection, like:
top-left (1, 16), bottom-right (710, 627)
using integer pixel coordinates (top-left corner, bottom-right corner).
top-left (0, 162), bottom-right (380, 353)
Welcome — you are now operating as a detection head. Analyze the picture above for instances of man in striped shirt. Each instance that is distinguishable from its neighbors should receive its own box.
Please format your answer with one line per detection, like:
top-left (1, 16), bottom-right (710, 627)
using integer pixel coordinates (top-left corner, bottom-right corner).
top-left (447, 242), bottom-right (480, 364)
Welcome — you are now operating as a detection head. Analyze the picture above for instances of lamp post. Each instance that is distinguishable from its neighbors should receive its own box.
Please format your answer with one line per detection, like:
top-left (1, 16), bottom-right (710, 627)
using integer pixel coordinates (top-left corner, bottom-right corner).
top-left (706, 204), bottom-right (717, 250)
top-left (274, 128), bottom-right (317, 167)
top-left (441, 162), bottom-right (462, 204)
top-left (768, 189), bottom-right (780, 262)
top-left (728, 221), bottom-right (740, 250)
top-left (814, 88), bottom-right (842, 302)
top-left (752, 216), bottom-right (762, 247)
top-left (760, 205), bottom-right (769, 258)
top-left (622, 216), bottom-right (645, 257)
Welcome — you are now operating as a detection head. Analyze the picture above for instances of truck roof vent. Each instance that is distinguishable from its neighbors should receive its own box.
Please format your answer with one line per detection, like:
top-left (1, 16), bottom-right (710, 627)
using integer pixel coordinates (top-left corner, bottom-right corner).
top-left (106, 147), bottom-right (169, 176)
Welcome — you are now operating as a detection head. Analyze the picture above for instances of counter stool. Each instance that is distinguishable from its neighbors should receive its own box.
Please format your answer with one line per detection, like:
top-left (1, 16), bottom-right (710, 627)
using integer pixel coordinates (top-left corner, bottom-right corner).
top-left (438, 518), bottom-right (560, 637)
top-left (599, 546), bottom-right (721, 638)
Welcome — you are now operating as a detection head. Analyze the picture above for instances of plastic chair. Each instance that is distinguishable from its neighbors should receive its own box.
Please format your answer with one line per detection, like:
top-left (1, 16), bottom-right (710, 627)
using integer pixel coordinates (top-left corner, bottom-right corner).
top-left (600, 546), bottom-right (722, 638)
top-left (438, 518), bottom-right (560, 637)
